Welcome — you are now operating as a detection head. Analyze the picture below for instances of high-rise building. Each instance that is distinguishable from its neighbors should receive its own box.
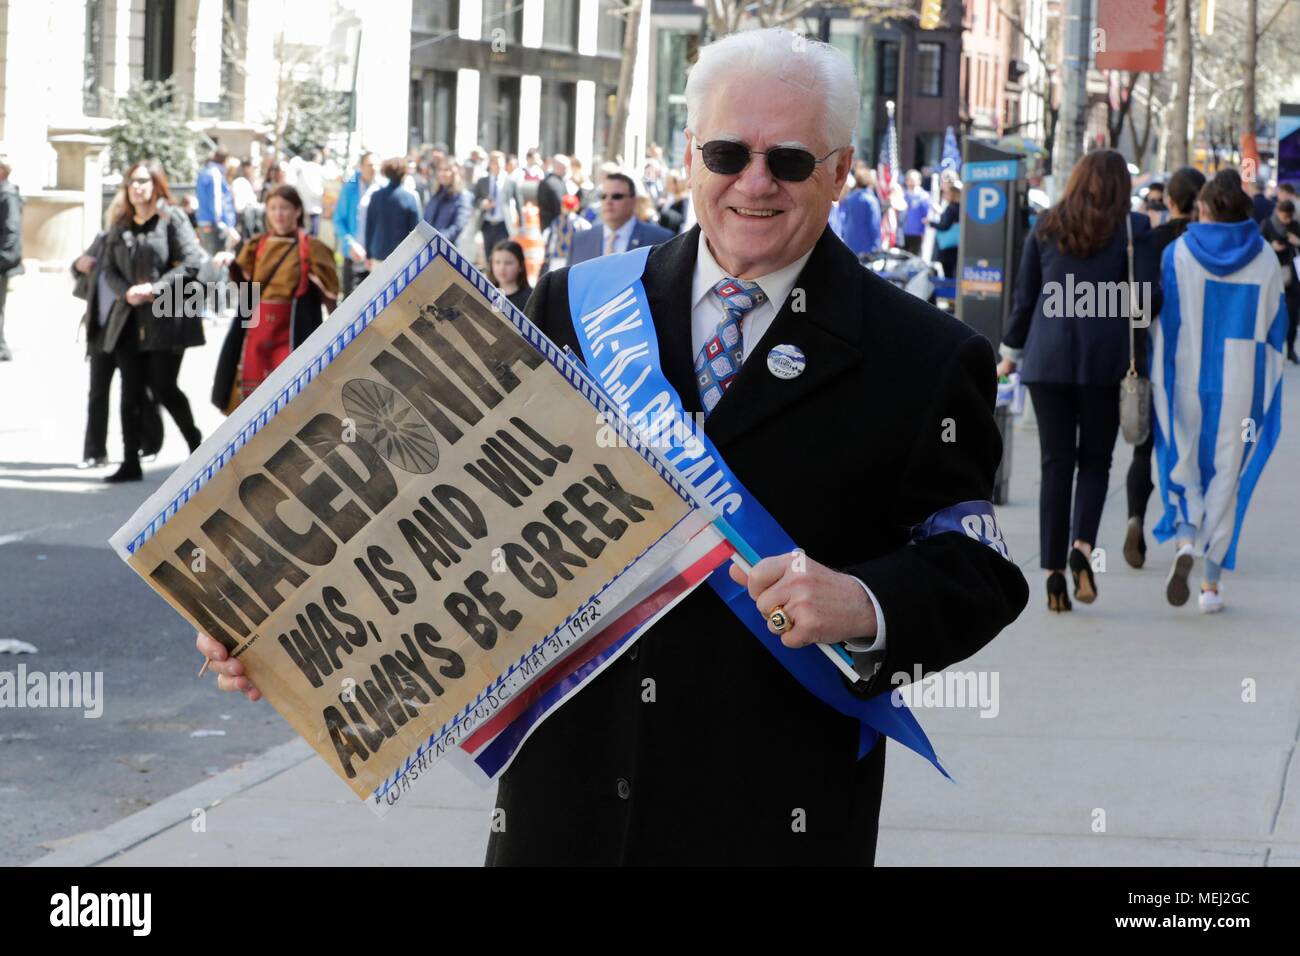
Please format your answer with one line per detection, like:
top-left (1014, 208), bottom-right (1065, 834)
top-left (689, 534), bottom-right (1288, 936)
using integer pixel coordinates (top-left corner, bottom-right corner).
top-left (408, 0), bottom-right (627, 170)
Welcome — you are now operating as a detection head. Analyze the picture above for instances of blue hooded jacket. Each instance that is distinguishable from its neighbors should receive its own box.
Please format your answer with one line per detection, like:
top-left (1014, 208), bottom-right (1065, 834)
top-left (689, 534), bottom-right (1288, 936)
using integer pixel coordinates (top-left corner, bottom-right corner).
top-left (1178, 220), bottom-right (1265, 276)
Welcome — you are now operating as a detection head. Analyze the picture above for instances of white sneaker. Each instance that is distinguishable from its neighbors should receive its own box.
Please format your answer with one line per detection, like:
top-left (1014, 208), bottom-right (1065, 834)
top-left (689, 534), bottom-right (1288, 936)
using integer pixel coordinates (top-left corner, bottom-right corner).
top-left (1166, 543), bottom-right (1196, 607)
top-left (1198, 587), bottom-right (1224, 614)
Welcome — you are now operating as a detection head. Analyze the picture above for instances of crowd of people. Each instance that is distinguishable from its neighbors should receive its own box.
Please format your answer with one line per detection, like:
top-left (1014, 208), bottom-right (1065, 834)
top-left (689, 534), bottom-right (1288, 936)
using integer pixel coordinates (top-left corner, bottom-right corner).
top-left (65, 138), bottom-right (707, 484)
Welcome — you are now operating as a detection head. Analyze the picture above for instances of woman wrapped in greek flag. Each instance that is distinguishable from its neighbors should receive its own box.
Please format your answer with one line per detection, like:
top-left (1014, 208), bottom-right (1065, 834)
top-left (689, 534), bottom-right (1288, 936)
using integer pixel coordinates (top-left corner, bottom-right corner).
top-left (1151, 171), bottom-right (1287, 613)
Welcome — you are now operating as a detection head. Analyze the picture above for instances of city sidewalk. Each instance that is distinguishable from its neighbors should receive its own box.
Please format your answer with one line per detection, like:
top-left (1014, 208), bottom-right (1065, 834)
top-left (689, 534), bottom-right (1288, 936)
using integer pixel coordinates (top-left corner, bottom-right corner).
top-left (30, 366), bottom-right (1300, 867)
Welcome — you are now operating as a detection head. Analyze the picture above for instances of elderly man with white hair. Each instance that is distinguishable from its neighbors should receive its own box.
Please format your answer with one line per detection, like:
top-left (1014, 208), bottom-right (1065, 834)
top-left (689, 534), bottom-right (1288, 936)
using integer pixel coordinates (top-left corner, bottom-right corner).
top-left (478, 26), bottom-right (1029, 866)
top-left (199, 27), bottom-right (1030, 866)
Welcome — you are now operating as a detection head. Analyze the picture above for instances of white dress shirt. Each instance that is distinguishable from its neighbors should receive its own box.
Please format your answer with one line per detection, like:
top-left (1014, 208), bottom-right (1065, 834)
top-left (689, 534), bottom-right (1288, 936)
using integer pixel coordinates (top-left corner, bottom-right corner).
top-left (601, 217), bottom-right (637, 255)
top-left (689, 232), bottom-right (887, 651)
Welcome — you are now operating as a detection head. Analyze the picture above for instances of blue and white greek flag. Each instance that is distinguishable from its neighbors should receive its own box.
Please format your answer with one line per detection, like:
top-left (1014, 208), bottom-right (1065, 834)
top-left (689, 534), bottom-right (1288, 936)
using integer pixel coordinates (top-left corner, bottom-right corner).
top-left (1150, 229), bottom-right (1286, 570)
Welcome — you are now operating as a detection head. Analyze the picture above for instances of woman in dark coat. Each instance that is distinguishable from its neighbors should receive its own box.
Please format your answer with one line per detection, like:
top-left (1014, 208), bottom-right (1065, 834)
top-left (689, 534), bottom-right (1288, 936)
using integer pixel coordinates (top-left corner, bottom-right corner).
top-left (211, 184), bottom-right (338, 414)
top-left (100, 160), bottom-right (208, 482)
top-left (997, 149), bottom-right (1157, 612)
top-left (73, 203), bottom-right (162, 467)
top-left (422, 160), bottom-right (473, 245)
top-left (929, 180), bottom-right (961, 277)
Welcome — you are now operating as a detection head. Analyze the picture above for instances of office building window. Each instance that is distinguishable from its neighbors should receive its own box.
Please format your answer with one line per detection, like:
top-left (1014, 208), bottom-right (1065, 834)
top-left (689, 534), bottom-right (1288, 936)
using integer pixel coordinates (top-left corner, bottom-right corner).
top-left (877, 40), bottom-right (898, 99)
top-left (540, 79), bottom-right (576, 156)
top-left (483, 0), bottom-right (522, 45)
top-left (411, 69), bottom-right (458, 150)
top-left (84, 0), bottom-right (104, 115)
top-left (481, 73), bottom-right (521, 154)
top-left (144, 0), bottom-right (176, 83)
top-left (596, 85), bottom-right (618, 163)
top-left (914, 132), bottom-right (941, 170)
top-left (597, 0), bottom-right (624, 56)
top-left (543, 0), bottom-right (579, 50)
top-left (917, 42), bottom-right (942, 97)
top-left (218, 0), bottom-right (237, 118)
top-left (413, 0), bottom-right (459, 33)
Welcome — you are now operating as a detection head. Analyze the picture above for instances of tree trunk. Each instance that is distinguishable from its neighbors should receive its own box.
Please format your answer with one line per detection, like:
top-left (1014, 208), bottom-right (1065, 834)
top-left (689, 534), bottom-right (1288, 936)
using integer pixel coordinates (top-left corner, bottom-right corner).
top-left (1128, 73), bottom-right (1155, 168)
top-left (1168, 0), bottom-right (1192, 169)
top-left (608, 0), bottom-right (643, 166)
top-left (1241, 0), bottom-right (1258, 179)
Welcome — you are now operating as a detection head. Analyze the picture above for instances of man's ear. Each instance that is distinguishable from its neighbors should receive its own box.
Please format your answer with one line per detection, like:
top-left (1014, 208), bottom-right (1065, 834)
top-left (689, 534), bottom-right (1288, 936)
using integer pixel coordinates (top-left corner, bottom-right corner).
top-left (683, 131), bottom-right (695, 178)
top-left (833, 145), bottom-right (854, 195)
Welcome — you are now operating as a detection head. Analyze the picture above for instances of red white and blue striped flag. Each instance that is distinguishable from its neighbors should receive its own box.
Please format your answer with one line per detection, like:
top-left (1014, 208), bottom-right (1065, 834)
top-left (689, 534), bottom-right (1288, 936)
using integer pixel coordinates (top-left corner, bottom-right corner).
top-left (877, 101), bottom-right (902, 250)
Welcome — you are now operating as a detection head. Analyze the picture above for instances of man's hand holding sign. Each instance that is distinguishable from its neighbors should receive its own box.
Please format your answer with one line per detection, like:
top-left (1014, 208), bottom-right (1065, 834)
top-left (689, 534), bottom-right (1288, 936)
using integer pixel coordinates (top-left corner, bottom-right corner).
top-left (729, 554), bottom-right (877, 648)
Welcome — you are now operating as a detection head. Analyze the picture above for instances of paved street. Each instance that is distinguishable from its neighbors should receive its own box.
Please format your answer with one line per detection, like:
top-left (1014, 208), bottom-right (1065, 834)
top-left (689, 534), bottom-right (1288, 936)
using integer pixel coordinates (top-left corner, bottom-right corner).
top-left (6, 270), bottom-right (1300, 867)
top-left (0, 273), bottom-right (297, 865)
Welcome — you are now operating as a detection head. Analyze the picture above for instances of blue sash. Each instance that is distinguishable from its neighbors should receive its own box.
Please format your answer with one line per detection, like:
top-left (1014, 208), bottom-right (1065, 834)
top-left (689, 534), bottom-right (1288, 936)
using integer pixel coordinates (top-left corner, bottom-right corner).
top-left (567, 247), bottom-right (948, 775)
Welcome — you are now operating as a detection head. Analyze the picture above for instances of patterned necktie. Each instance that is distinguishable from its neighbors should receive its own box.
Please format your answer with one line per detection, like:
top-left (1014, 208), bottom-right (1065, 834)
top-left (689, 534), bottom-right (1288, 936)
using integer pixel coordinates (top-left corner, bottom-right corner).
top-left (695, 276), bottom-right (767, 415)
top-left (604, 227), bottom-right (617, 255)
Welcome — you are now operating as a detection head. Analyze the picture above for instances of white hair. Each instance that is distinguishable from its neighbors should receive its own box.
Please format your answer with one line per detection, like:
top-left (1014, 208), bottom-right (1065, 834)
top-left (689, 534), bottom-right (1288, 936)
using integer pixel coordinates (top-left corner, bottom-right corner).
top-left (684, 27), bottom-right (860, 151)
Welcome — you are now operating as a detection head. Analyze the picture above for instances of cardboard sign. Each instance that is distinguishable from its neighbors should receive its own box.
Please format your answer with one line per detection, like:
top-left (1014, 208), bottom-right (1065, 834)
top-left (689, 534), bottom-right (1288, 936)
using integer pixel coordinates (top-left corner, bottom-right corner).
top-left (111, 226), bottom-right (697, 808)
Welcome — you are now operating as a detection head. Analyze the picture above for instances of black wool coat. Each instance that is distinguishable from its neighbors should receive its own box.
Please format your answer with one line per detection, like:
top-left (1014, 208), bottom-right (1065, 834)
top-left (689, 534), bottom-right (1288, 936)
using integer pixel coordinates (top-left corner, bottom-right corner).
top-left (101, 201), bottom-right (208, 353)
top-left (484, 224), bottom-right (1029, 866)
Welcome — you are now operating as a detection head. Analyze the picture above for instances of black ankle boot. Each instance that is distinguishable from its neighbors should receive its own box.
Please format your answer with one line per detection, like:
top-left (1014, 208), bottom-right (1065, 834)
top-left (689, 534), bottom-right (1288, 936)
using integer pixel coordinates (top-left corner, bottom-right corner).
top-left (104, 458), bottom-right (143, 483)
top-left (183, 426), bottom-right (202, 454)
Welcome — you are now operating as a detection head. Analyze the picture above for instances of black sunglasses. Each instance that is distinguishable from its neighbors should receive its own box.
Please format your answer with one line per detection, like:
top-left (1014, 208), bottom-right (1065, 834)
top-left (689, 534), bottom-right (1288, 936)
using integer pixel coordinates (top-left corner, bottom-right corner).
top-left (598, 191), bottom-right (630, 201)
top-left (695, 140), bottom-right (843, 182)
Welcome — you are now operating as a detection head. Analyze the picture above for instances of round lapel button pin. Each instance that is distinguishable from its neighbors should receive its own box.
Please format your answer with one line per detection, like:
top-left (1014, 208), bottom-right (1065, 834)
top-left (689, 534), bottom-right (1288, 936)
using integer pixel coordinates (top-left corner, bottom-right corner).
top-left (767, 344), bottom-right (806, 380)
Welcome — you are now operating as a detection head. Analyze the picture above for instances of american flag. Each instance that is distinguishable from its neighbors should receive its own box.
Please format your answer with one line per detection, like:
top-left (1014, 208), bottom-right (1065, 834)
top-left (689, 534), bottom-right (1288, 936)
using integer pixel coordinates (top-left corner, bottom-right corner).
top-left (877, 101), bottom-right (901, 249)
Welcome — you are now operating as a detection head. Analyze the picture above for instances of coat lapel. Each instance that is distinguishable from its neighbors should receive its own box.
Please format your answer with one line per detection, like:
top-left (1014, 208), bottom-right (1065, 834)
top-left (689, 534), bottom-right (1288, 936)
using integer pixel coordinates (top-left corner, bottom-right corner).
top-left (641, 225), bottom-right (703, 412)
top-left (703, 226), bottom-right (865, 448)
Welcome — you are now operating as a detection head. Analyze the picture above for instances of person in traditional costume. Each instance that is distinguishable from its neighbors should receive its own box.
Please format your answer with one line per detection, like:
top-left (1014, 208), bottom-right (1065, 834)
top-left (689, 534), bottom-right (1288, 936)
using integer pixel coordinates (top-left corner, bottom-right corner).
top-left (1151, 171), bottom-right (1286, 613)
top-left (211, 184), bottom-right (339, 415)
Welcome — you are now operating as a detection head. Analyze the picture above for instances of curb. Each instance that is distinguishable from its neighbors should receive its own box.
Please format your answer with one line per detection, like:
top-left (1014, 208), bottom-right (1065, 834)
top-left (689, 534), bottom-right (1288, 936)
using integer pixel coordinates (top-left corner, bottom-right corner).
top-left (29, 738), bottom-right (314, 868)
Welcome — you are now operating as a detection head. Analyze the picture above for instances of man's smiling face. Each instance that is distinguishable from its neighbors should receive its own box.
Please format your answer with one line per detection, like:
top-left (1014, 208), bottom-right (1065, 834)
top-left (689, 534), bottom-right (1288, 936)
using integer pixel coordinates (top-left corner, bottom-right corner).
top-left (685, 74), bottom-right (853, 279)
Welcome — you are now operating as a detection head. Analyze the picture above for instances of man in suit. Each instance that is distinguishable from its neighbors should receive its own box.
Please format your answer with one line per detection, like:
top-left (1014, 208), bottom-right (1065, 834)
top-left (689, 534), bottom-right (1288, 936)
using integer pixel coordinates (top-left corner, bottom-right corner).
top-left (197, 28), bottom-right (1028, 866)
top-left (537, 155), bottom-right (569, 234)
top-left (568, 172), bottom-right (674, 265)
top-left (486, 28), bottom-right (1028, 864)
top-left (473, 150), bottom-right (519, 255)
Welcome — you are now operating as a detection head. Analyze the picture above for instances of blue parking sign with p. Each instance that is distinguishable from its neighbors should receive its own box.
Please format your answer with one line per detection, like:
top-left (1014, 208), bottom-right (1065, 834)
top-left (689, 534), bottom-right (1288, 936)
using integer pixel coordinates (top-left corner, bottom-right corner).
top-left (969, 184), bottom-right (1006, 224)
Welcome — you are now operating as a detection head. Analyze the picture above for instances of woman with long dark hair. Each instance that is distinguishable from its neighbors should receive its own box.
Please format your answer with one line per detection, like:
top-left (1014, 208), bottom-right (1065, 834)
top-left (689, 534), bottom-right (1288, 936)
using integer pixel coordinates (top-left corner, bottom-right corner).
top-left (997, 149), bottom-right (1157, 611)
top-left (487, 239), bottom-right (532, 313)
top-left (211, 184), bottom-right (339, 413)
top-left (99, 159), bottom-right (207, 482)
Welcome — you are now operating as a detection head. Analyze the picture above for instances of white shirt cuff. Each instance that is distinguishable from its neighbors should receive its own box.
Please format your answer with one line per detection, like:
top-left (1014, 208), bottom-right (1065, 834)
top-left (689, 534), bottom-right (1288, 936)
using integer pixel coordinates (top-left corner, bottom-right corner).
top-left (845, 576), bottom-right (886, 652)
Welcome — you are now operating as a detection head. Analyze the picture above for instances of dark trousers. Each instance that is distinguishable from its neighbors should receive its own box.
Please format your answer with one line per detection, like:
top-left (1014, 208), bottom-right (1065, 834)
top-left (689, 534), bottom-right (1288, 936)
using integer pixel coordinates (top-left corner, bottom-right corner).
top-left (903, 234), bottom-right (923, 255)
top-left (1125, 429), bottom-right (1155, 522)
top-left (341, 261), bottom-right (369, 299)
top-left (84, 348), bottom-right (163, 459)
top-left (113, 343), bottom-right (199, 460)
top-left (0, 278), bottom-right (8, 348)
top-left (1027, 383), bottom-right (1120, 570)
top-left (481, 220), bottom-right (509, 257)
top-left (199, 224), bottom-right (223, 257)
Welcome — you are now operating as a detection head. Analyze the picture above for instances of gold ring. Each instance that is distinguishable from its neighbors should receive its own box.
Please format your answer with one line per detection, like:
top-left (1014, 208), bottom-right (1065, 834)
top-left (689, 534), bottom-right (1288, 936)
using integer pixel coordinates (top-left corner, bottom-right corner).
top-left (768, 604), bottom-right (792, 633)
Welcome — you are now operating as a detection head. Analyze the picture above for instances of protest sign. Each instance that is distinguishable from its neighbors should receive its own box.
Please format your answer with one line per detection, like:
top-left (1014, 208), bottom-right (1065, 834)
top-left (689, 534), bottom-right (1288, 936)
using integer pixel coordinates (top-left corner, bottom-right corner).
top-left (111, 225), bottom-right (708, 810)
